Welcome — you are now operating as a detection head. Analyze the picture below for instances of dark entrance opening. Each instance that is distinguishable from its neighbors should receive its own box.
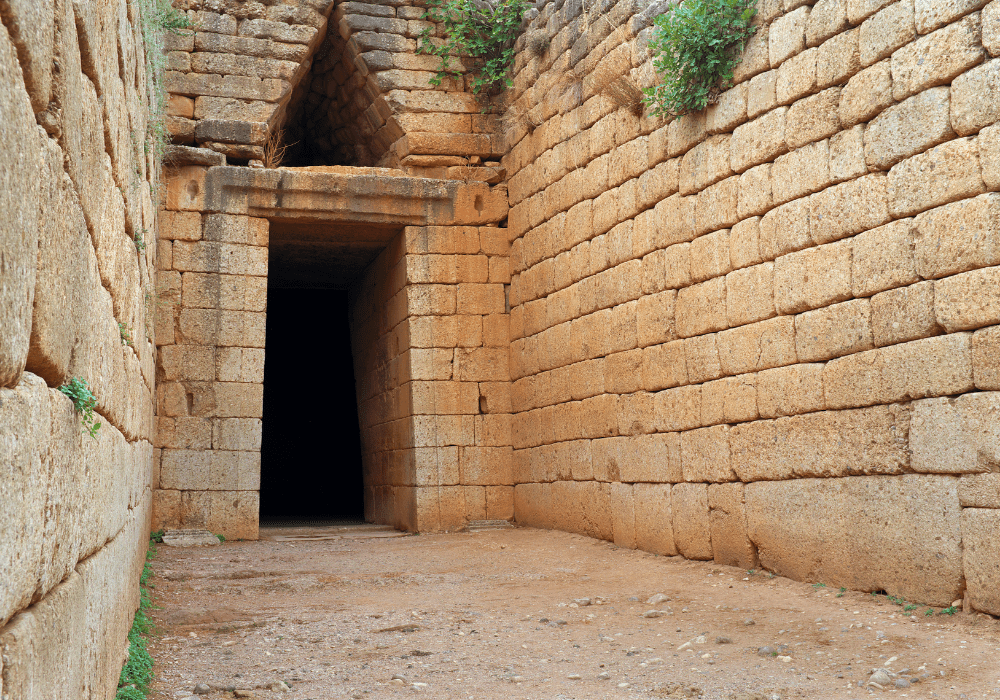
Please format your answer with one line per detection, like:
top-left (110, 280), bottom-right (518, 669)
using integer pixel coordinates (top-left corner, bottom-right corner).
top-left (259, 287), bottom-right (364, 520)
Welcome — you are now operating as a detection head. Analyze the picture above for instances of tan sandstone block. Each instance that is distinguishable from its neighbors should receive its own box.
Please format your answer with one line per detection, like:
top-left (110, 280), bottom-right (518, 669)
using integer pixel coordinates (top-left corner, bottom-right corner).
top-left (952, 59), bottom-right (1000, 136)
top-left (718, 316), bottom-right (798, 376)
top-left (684, 334), bottom-right (724, 383)
top-left (160, 210), bottom-right (202, 241)
top-left (871, 281), bottom-right (939, 346)
top-left (756, 363), bottom-right (826, 418)
top-left (809, 173), bottom-right (890, 245)
top-left (935, 267), bottom-right (1000, 332)
top-left (959, 473), bottom-right (1000, 507)
top-left (892, 14), bottom-right (984, 101)
top-left (839, 60), bottom-right (894, 128)
top-left (681, 425), bottom-right (734, 482)
top-left (737, 165), bottom-right (774, 219)
top-left (851, 219), bottom-right (920, 297)
top-left (746, 475), bottom-right (962, 604)
top-left (916, 0), bottom-right (990, 32)
top-left (759, 198), bottom-right (811, 260)
top-left (987, 0), bottom-right (1000, 56)
top-left (824, 333), bottom-right (973, 407)
top-left (795, 299), bottom-right (874, 362)
top-left (911, 391), bottom-right (1000, 473)
top-left (637, 291), bottom-right (677, 348)
top-left (730, 218), bottom-right (763, 270)
top-left (776, 48), bottom-right (818, 104)
top-left (642, 340), bottom-right (688, 391)
top-left (709, 483), bottom-right (759, 569)
top-left (633, 483), bottom-right (678, 556)
top-left (809, 0), bottom-right (850, 46)
top-left (914, 193), bottom-right (1000, 279)
top-left (887, 137), bottom-right (986, 217)
top-left (690, 230), bottom-right (732, 283)
top-left (770, 6), bottom-right (811, 66)
top-left (693, 177), bottom-right (739, 235)
top-left (859, 0), bottom-right (916, 67)
top-left (771, 139), bottom-right (831, 204)
top-left (726, 263), bottom-right (775, 327)
top-left (962, 509), bottom-right (1000, 616)
top-left (610, 482), bottom-right (636, 548)
top-left (676, 279), bottom-right (728, 338)
top-left (671, 483), bottom-right (713, 560)
top-left (773, 239), bottom-right (852, 314)
top-left (973, 326), bottom-right (1000, 388)
top-left (786, 88), bottom-right (842, 149)
top-left (747, 70), bottom-right (778, 119)
top-left (679, 135), bottom-right (733, 194)
top-left (730, 108), bottom-right (789, 173)
top-left (654, 385), bottom-right (702, 432)
top-left (865, 86), bottom-right (955, 170)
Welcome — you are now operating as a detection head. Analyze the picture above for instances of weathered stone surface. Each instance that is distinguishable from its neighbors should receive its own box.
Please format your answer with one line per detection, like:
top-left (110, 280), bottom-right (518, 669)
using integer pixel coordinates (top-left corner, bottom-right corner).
top-left (633, 483), bottom-right (676, 555)
top-left (851, 219), bottom-right (919, 297)
top-left (708, 482), bottom-right (758, 569)
top-left (746, 475), bottom-right (963, 605)
top-left (671, 483), bottom-right (712, 560)
top-left (959, 472), bottom-right (1000, 506)
top-left (935, 267), bottom-right (1000, 332)
top-left (914, 193), bottom-right (1000, 279)
top-left (859, 0), bottom-right (916, 67)
top-left (961, 508), bottom-right (1000, 615)
top-left (887, 137), bottom-right (985, 217)
top-left (911, 391), bottom-right (1000, 473)
top-left (0, 0), bottom-right (54, 111)
top-left (162, 528), bottom-right (222, 546)
top-left (865, 86), bottom-right (954, 170)
top-left (950, 58), bottom-right (1000, 135)
top-left (890, 14), bottom-right (983, 100)
top-left (0, 22), bottom-right (42, 387)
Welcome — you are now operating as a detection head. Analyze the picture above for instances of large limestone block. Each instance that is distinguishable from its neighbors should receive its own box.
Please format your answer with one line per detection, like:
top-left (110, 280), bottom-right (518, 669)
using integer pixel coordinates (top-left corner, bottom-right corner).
top-left (959, 473), bottom-right (1000, 506)
top-left (0, 373), bottom-right (49, 626)
top-left (746, 475), bottom-right (963, 604)
top-left (914, 193), bottom-right (1000, 279)
top-left (708, 483), bottom-right (758, 569)
top-left (0, 0), bottom-right (54, 111)
top-left (633, 483), bottom-right (677, 556)
top-left (0, 22), bottom-right (43, 388)
top-left (610, 482), bottom-right (636, 548)
top-left (548, 480), bottom-right (613, 541)
top-left (26, 144), bottom-right (94, 385)
top-left (961, 509), bottom-right (1000, 615)
top-left (671, 483), bottom-right (712, 560)
top-left (950, 58), bottom-right (1000, 135)
top-left (865, 86), bottom-right (954, 170)
top-left (180, 490), bottom-right (259, 540)
top-left (911, 391), bottom-right (1000, 473)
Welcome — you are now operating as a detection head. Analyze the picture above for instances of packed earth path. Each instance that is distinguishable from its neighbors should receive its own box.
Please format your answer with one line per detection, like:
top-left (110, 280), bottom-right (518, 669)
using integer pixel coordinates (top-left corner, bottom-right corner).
top-left (147, 524), bottom-right (1000, 700)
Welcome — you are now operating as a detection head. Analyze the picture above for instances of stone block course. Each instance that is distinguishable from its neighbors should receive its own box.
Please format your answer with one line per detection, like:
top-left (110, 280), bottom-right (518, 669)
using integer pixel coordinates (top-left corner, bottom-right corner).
top-left (859, 0), bottom-right (917, 67)
top-left (865, 86), bottom-right (955, 169)
top-left (950, 58), bottom-right (1000, 135)
top-left (890, 14), bottom-right (983, 100)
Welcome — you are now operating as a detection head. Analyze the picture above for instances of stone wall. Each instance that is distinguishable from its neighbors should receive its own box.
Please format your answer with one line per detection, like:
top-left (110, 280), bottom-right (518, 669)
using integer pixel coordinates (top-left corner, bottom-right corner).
top-left (350, 223), bottom-right (515, 531)
top-left (0, 0), bottom-right (158, 695)
top-left (163, 0), bottom-right (506, 176)
top-left (152, 157), bottom-right (266, 541)
top-left (503, 0), bottom-right (1000, 612)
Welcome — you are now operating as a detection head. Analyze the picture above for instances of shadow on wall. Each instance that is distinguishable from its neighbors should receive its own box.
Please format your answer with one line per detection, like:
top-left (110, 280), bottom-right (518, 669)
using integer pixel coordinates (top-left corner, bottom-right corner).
top-left (260, 288), bottom-right (364, 519)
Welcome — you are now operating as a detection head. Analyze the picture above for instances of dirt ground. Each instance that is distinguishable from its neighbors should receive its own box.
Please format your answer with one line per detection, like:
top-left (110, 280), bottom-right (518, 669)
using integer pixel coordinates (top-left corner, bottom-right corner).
top-left (147, 524), bottom-right (1000, 700)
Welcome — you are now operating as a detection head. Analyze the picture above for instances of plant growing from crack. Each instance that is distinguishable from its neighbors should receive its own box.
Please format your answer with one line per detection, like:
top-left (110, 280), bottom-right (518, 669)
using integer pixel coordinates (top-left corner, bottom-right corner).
top-left (418, 0), bottom-right (530, 97)
top-left (643, 0), bottom-right (757, 118)
top-left (58, 377), bottom-right (101, 439)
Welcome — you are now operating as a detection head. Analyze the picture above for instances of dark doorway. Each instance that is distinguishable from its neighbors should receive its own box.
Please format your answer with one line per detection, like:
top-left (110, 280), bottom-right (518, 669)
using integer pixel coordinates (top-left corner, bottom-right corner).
top-left (260, 288), bottom-right (364, 520)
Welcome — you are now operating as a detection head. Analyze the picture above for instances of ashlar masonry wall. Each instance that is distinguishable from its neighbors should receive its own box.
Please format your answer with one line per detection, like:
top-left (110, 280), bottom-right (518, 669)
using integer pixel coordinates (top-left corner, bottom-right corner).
top-left (503, 0), bottom-right (1000, 613)
top-left (1, 0), bottom-right (159, 695)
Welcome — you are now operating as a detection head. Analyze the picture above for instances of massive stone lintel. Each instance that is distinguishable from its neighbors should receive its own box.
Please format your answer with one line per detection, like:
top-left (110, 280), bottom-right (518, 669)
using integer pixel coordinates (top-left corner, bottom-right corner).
top-left (202, 165), bottom-right (508, 226)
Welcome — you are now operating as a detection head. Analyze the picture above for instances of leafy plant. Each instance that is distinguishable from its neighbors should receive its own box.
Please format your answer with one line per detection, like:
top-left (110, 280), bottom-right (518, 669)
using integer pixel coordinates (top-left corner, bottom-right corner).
top-left (119, 323), bottom-right (134, 347)
top-left (58, 377), bottom-right (101, 439)
top-left (418, 0), bottom-right (531, 96)
top-left (116, 536), bottom-right (160, 700)
top-left (939, 605), bottom-right (958, 615)
top-left (643, 0), bottom-right (757, 118)
top-left (837, 587), bottom-right (846, 598)
top-left (812, 583), bottom-right (826, 589)
top-left (924, 608), bottom-right (934, 617)
top-left (903, 603), bottom-right (919, 612)
top-left (134, 229), bottom-right (147, 252)
top-left (216, 533), bottom-right (226, 543)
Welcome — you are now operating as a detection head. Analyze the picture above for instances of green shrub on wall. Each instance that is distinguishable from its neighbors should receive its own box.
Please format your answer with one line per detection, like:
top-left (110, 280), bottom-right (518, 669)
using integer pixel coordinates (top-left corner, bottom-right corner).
top-left (418, 0), bottom-right (531, 96)
top-left (643, 0), bottom-right (757, 118)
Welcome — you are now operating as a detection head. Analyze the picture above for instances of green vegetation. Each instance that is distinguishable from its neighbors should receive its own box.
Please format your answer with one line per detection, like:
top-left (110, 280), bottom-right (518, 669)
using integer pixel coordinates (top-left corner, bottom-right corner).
top-left (216, 533), bottom-right (226, 543)
top-left (418, 0), bottom-right (530, 96)
top-left (58, 377), bottom-right (101, 439)
top-left (939, 605), bottom-right (958, 615)
top-left (119, 323), bottom-right (134, 347)
top-left (135, 0), bottom-right (194, 166)
top-left (643, 0), bottom-right (757, 118)
top-left (812, 582), bottom-right (826, 589)
top-left (116, 537), bottom-right (159, 700)
top-left (134, 229), bottom-right (147, 252)
top-left (837, 587), bottom-right (846, 598)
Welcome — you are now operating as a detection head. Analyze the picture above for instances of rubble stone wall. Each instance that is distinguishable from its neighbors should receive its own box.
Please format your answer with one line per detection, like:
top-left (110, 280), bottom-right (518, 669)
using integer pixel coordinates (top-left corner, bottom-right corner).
top-left (350, 224), bottom-right (515, 531)
top-left (503, 0), bottom-right (1000, 611)
top-left (0, 0), bottom-right (158, 695)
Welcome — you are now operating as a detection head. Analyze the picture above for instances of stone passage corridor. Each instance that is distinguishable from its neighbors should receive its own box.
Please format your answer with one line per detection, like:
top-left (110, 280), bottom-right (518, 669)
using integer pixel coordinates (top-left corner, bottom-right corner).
top-left (148, 527), bottom-right (1000, 700)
